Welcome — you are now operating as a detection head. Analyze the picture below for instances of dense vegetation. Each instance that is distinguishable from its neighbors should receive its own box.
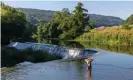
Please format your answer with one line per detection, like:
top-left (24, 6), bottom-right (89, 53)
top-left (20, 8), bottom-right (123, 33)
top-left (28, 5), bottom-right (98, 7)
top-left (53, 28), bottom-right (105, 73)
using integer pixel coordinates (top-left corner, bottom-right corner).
top-left (76, 26), bottom-right (133, 45)
top-left (33, 2), bottom-right (89, 42)
top-left (122, 14), bottom-right (133, 30)
top-left (1, 46), bottom-right (61, 67)
top-left (17, 8), bottom-right (124, 27)
top-left (125, 14), bottom-right (133, 25)
top-left (1, 2), bottom-right (133, 67)
top-left (1, 3), bottom-right (36, 44)
top-left (75, 14), bottom-right (133, 45)
top-left (1, 2), bottom-right (126, 44)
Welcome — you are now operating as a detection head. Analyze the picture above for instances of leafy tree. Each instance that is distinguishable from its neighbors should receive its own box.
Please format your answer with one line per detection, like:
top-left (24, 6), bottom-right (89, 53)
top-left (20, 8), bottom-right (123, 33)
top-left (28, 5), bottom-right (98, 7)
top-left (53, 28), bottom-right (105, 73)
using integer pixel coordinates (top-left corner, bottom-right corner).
top-left (122, 14), bottom-right (133, 30)
top-left (47, 8), bottom-right (70, 40)
top-left (59, 2), bottom-right (89, 39)
top-left (22, 22), bottom-right (37, 42)
top-left (126, 14), bottom-right (133, 25)
top-left (1, 3), bottom-right (27, 44)
top-left (85, 22), bottom-right (96, 31)
top-left (32, 21), bottom-right (46, 43)
top-left (33, 2), bottom-right (90, 41)
top-left (72, 2), bottom-right (89, 37)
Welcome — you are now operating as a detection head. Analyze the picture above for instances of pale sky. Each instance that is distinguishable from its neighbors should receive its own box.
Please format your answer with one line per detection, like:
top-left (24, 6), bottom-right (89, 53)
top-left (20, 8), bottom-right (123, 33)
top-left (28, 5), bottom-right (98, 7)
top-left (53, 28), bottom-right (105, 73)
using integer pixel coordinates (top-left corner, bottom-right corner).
top-left (3, 1), bottom-right (133, 20)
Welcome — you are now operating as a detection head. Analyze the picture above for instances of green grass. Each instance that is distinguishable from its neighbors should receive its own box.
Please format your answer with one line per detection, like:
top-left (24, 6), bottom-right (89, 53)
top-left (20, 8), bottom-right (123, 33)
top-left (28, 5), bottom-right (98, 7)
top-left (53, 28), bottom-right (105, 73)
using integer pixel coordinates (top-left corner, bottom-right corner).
top-left (1, 66), bottom-right (17, 74)
top-left (75, 26), bottom-right (133, 45)
top-left (1, 46), bottom-right (62, 67)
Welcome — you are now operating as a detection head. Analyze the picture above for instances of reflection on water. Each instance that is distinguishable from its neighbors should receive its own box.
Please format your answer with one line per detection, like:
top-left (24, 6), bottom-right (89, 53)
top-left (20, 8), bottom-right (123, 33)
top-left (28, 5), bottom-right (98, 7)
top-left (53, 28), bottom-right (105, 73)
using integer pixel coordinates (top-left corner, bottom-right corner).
top-left (86, 67), bottom-right (92, 80)
top-left (47, 40), bottom-right (133, 55)
top-left (2, 40), bottom-right (133, 80)
top-left (78, 41), bottom-right (133, 55)
top-left (2, 53), bottom-right (133, 80)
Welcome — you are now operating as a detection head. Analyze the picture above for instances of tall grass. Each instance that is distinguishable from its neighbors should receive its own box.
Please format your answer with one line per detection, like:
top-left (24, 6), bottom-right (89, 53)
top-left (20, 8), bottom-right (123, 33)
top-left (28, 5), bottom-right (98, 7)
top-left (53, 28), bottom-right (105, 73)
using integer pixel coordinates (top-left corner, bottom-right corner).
top-left (1, 46), bottom-right (62, 67)
top-left (76, 26), bottom-right (133, 45)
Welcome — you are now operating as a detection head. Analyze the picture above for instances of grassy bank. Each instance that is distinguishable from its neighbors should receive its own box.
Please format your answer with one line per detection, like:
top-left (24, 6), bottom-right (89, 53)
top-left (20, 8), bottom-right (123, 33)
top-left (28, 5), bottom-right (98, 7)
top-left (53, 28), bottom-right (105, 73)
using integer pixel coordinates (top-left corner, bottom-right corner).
top-left (1, 46), bottom-right (62, 67)
top-left (1, 67), bottom-right (17, 74)
top-left (75, 26), bottom-right (133, 45)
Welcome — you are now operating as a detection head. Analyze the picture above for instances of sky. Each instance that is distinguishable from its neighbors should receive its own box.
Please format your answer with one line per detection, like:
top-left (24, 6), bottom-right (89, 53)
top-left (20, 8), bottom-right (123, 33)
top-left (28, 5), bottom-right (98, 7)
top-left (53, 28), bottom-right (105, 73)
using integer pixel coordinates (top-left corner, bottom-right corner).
top-left (3, 1), bottom-right (133, 20)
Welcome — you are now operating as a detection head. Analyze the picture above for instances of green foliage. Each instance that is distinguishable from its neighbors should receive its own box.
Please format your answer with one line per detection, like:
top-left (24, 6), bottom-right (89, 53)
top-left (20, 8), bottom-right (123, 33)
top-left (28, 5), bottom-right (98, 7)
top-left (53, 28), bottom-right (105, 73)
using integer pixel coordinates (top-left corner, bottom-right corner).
top-left (1, 3), bottom-right (27, 44)
top-left (126, 14), bottom-right (133, 25)
top-left (1, 3), bottom-right (37, 44)
top-left (122, 23), bottom-right (132, 30)
top-left (1, 46), bottom-right (61, 67)
top-left (70, 2), bottom-right (89, 38)
top-left (122, 14), bottom-right (133, 30)
top-left (21, 22), bottom-right (37, 42)
top-left (76, 26), bottom-right (133, 45)
top-left (33, 2), bottom-right (89, 42)
top-left (32, 21), bottom-right (46, 43)
top-left (85, 22), bottom-right (96, 31)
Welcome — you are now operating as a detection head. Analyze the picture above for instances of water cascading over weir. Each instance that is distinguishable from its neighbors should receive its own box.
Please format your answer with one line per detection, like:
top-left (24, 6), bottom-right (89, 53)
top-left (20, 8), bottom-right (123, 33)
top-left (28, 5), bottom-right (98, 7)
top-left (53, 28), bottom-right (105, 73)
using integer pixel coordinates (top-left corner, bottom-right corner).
top-left (8, 42), bottom-right (99, 59)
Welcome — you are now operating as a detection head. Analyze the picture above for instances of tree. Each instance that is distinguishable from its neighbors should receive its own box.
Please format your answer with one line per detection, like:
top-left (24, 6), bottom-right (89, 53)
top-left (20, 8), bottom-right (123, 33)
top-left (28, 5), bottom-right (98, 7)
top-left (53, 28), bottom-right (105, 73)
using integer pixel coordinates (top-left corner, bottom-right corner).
top-left (72, 2), bottom-right (89, 37)
top-left (32, 21), bottom-right (47, 43)
top-left (1, 3), bottom-right (27, 44)
top-left (22, 22), bottom-right (37, 42)
top-left (33, 2), bottom-right (90, 41)
top-left (85, 22), bottom-right (96, 31)
top-left (68, 2), bottom-right (89, 38)
top-left (122, 14), bottom-right (133, 30)
top-left (126, 14), bottom-right (133, 25)
top-left (46, 8), bottom-right (71, 40)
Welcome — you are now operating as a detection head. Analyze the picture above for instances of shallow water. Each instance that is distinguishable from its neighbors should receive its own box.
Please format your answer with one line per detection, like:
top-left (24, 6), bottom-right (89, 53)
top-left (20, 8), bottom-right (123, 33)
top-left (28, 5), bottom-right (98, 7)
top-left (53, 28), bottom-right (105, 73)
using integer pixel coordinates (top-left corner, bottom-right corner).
top-left (2, 49), bottom-right (133, 80)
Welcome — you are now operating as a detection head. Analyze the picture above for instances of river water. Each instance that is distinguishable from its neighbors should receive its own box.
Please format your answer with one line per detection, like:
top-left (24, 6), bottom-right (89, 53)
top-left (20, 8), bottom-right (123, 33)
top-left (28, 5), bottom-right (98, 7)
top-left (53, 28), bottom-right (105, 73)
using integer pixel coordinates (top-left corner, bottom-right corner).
top-left (2, 41), bottom-right (133, 80)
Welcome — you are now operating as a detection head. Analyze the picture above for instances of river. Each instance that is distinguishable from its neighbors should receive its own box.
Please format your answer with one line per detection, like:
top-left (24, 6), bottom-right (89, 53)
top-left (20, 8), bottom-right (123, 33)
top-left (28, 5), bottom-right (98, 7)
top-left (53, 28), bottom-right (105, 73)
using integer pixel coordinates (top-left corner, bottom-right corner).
top-left (1, 41), bottom-right (133, 80)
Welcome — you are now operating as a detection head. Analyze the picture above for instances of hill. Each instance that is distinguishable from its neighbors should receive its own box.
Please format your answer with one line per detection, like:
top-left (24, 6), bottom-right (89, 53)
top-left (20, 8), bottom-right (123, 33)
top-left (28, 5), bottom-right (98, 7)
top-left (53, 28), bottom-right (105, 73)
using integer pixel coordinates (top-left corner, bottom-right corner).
top-left (17, 8), bottom-right (124, 27)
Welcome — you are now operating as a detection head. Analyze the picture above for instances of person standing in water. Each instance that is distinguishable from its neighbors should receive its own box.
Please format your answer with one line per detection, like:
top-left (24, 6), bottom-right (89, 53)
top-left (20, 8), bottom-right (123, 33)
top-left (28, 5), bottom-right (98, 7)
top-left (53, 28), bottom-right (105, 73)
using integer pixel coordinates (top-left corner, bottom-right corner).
top-left (85, 58), bottom-right (93, 80)
top-left (85, 58), bottom-right (93, 69)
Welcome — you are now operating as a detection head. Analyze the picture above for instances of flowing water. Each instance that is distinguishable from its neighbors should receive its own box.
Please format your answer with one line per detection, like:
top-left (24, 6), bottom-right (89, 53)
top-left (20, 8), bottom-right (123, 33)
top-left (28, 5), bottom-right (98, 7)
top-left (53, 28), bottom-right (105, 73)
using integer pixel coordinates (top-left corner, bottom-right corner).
top-left (2, 41), bottom-right (133, 80)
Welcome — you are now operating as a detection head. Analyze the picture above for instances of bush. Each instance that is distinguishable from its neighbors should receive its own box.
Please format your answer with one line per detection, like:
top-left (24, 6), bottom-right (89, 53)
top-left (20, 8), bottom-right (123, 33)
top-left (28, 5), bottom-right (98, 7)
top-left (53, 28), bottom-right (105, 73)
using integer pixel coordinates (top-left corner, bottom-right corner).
top-left (122, 24), bottom-right (132, 30)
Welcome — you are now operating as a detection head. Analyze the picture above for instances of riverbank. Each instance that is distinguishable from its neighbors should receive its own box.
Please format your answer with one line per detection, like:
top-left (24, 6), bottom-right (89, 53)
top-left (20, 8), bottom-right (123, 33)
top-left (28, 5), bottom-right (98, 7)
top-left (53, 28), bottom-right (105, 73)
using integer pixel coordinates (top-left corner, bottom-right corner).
top-left (1, 67), bottom-right (17, 75)
top-left (75, 26), bottom-right (133, 45)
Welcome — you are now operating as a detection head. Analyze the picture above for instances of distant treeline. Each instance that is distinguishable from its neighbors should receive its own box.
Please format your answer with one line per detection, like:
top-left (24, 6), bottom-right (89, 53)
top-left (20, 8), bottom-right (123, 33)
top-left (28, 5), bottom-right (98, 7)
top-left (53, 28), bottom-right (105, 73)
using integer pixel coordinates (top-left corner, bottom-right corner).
top-left (17, 8), bottom-right (124, 27)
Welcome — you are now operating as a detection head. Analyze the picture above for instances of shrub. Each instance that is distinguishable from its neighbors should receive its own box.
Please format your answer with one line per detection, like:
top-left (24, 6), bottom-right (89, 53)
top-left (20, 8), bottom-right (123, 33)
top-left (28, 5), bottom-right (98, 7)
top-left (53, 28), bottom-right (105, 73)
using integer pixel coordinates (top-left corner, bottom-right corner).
top-left (122, 24), bottom-right (132, 30)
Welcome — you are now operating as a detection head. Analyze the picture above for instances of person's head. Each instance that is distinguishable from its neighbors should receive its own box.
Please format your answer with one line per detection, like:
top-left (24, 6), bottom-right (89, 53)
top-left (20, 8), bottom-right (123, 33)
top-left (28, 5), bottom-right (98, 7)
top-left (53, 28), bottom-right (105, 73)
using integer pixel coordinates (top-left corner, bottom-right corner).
top-left (87, 58), bottom-right (93, 63)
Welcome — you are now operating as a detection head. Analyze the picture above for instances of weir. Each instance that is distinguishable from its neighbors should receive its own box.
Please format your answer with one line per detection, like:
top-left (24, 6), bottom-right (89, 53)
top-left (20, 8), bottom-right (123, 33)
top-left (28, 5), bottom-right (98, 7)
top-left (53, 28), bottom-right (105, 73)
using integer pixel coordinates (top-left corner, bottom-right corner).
top-left (8, 42), bottom-right (99, 59)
